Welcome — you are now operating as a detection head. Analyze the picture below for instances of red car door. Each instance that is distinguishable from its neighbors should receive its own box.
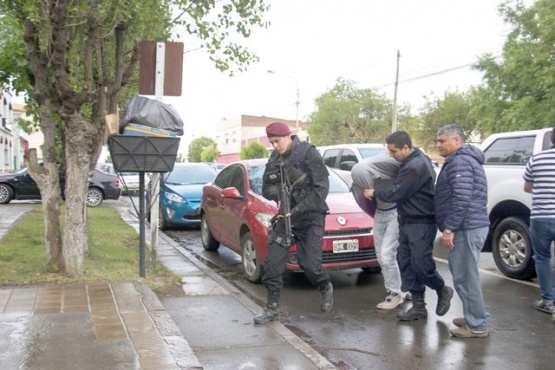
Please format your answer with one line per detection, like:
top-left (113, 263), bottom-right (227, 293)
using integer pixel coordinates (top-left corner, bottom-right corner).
top-left (217, 166), bottom-right (248, 251)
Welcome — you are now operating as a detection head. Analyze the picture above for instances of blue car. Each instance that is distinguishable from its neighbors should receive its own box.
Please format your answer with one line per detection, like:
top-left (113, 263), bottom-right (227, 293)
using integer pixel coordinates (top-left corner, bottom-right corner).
top-left (150, 163), bottom-right (217, 230)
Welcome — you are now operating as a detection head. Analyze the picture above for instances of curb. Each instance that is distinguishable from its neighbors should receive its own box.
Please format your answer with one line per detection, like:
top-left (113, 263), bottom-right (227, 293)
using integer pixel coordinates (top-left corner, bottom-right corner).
top-left (157, 231), bottom-right (338, 370)
top-left (115, 201), bottom-right (337, 370)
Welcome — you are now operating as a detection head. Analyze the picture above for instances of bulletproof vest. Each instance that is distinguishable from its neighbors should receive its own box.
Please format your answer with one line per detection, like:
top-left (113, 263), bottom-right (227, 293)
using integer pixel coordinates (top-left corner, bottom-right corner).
top-left (285, 141), bottom-right (311, 188)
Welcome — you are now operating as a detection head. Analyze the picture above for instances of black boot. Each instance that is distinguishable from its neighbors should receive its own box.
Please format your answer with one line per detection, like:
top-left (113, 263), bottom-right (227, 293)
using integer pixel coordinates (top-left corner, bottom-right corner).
top-left (397, 292), bottom-right (427, 321)
top-left (319, 282), bottom-right (334, 312)
top-left (254, 290), bottom-right (280, 324)
top-left (436, 285), bottom-right (454, 316)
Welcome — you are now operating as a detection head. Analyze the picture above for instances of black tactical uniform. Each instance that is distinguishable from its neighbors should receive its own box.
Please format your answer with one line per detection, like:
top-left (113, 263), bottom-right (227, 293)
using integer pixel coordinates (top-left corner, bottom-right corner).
top-left (254, 135), bottom-right (333, 324)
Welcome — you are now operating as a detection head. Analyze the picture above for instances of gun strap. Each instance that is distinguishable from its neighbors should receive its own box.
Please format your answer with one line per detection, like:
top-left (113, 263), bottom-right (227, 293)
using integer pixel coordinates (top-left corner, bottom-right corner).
top-left (290, 173), bottom-right (307, 188)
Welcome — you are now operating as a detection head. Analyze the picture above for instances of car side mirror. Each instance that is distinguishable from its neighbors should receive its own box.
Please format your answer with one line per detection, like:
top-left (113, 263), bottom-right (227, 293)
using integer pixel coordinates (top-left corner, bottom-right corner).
top-left (340, 161), bottom-right (356, 171)
top-left (221, 187), bottom-right (243, 199)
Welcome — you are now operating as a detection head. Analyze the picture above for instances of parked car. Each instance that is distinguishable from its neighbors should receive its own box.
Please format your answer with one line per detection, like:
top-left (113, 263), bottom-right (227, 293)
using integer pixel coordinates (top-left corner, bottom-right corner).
top-left (0, 168), bottom-right (121, 207)
top-left (478, 127), bottom-right (553, 280)
top-left (200, 158), bottom-right (379, 283)
top-left (118, 172), bottom-right (140, 195)
top-left (203, 162), bottom-right (226, 173)
top-left (96, 163), bottom-right (141, 195)
top-left (318, 143), bottom-right (388, 171)
top-left (318, 143), bottom-right (387, 185)
top-left (96, 162), bottom-right (116, 175)
top-left (148, 163), bottom-right (217, 230)
top-left (319, 143), bottom-right (438, 185)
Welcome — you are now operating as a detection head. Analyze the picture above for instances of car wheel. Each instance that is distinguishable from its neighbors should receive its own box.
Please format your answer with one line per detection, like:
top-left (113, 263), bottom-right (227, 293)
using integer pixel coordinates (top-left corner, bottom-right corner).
top-left (492, 216), bottom-right (536, 280)
top-left (86, 188), bottom-right (103, 207)
top-left (201, 214), bottom-right (219, 251)
top-left (0, 184), bottom-right (14, 204)
top-left (241, 232), bottom-right (262, 284)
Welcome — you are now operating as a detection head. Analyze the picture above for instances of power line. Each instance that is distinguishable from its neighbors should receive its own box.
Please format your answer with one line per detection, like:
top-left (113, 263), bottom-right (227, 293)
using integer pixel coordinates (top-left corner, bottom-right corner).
top-left (371, 54), bottom-right (502, 89)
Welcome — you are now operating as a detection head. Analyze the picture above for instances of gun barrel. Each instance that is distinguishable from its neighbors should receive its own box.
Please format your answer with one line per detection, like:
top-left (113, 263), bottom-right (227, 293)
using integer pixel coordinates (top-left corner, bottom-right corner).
top-left (279, 160), bottom-right (294, 247)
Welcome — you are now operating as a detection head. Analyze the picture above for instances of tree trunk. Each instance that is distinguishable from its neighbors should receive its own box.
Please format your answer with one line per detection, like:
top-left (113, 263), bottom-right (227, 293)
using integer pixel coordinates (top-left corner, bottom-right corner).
top-left (24, 149), bottom-right (63, 272)
top-left (24, 102), bottom-right (65, 272)
top-left (61, 113), bottom-right (100, 274)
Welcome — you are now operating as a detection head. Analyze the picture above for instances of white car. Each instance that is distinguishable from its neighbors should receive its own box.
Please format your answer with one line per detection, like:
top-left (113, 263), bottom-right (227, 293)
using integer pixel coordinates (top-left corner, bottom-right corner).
top-left (118, 172), bottom-right (140, 195)
top-left (318, 143), bottom-right (388, 185)
top-left (96, 163), bottom-right (140, 195)
top-left (318, 143), bottom-right (388, 171)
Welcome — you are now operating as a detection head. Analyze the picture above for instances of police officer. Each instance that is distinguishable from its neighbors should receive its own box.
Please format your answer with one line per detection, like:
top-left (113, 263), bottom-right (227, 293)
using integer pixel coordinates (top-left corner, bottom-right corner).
top-left (253, 121), bottom-right (333, 324)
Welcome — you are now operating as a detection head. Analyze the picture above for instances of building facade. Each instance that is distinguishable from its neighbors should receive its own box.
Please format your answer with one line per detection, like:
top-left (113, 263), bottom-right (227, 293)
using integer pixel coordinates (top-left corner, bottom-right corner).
top-left (0, 91), bottom-right (19, 172)
top-left (215, 115), bottom-right (308, 163)
top-left (13, 102), bottom-right (43, 164)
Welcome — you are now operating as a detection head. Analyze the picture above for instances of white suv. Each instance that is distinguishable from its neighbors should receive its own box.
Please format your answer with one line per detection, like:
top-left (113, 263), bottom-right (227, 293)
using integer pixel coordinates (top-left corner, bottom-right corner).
top-left (480, 127), bottom-right (553, 280)
top-left (318, 143), bottom-right (388, 171)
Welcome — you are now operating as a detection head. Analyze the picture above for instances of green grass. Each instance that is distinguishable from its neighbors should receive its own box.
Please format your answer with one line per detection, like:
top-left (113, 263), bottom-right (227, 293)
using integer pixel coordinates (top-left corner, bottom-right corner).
top-left (0, 205), bottom-right (179, 288)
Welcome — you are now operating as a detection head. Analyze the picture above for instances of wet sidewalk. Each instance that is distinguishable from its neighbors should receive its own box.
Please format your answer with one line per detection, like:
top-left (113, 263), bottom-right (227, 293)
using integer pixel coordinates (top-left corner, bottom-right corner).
top-left (0, 200), bottom-right (336, 369)
top-left (0, 282), bottom-right (198, 369)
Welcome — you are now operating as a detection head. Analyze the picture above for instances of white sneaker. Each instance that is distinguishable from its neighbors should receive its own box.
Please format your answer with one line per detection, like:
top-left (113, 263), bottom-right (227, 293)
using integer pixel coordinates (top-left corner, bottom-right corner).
top-left (402, 291), bottom-right (412, 301)
top-left (377, 292), bottom-right (404, 310)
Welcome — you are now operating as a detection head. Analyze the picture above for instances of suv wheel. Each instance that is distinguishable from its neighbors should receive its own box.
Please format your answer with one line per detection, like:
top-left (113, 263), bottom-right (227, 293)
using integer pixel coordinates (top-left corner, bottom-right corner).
top-left (491, 216), bottom-right (536, 280)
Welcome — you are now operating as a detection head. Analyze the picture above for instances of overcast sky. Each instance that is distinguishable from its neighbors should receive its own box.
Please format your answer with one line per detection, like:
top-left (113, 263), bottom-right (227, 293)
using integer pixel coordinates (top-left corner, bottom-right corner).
top-left (159, 0), bottom-right (511, 154)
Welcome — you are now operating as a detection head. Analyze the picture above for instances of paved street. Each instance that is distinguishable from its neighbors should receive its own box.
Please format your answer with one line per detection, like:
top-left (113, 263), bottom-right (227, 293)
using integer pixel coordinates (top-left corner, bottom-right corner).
top-left (166, 226), bottom-right (555, 370)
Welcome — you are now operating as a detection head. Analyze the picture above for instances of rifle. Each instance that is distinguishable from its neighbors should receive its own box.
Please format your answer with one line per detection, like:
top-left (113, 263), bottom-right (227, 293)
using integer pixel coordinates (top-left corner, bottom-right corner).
top-left (277, 158), bottom-right (294, 247)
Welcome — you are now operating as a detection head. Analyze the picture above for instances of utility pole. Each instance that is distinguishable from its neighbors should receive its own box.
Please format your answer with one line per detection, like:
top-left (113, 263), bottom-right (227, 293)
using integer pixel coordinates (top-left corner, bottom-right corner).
top-left (267, 70), bottom-right (300, 131)
top-left (392, 50), bottom-right (401, 133)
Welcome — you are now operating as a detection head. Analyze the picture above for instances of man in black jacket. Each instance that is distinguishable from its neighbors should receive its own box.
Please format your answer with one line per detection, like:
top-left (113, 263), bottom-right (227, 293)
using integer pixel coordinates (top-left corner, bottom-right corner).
top-left (253, 122), bottom-right (333, 324)
top-left (364, 131), bottom-right (453, 321)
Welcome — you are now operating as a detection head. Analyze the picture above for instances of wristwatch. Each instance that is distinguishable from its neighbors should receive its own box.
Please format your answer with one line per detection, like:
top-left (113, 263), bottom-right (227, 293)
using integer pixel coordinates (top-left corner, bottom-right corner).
top-left (444, 229), bottom-right (452, 234)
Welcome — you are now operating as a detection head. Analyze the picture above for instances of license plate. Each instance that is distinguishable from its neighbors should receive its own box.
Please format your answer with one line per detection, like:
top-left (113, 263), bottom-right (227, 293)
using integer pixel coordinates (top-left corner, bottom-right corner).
top-left (332, 239), bottom-right (359, 253)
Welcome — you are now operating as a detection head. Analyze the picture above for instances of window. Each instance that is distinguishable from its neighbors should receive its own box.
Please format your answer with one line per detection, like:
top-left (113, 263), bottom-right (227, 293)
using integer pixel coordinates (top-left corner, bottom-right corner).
top-left (165, 165), bottom-right (216, 185)
top-left (484, 136), bottom-right (535, 165)
top-left (322, 149), bottom-right (340, 168)
top-left (359, 147), bottom-right (387, 158)
top-left (213, 166), bottom-right (236, 189)
top-left (247, 165), bottom-right (265, 195)
top-left (339, 149), bottom-right (357, 164)
top-left (229, 167), bottom-right (246, 197)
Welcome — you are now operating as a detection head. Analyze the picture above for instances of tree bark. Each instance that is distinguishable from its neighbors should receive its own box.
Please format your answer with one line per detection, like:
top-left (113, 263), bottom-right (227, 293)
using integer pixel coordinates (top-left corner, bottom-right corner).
top-left (24, 149), bottom-right (63, 272)
top-left (61, 111), bottom-right (101, 274)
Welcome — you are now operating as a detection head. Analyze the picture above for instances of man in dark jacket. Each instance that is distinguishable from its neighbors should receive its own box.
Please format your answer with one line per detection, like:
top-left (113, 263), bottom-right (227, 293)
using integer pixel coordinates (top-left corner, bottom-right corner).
top-left (253, 121), bottom-right (333, 324)
top-left (435, 124), bottom-right (491, 338)
top-left (364, 131), bottom-right (453, 321)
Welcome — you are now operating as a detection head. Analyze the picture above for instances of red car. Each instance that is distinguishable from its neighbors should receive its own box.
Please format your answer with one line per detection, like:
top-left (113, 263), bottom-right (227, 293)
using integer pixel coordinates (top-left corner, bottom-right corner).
top-left (200, 158), bottom-right (378, 283)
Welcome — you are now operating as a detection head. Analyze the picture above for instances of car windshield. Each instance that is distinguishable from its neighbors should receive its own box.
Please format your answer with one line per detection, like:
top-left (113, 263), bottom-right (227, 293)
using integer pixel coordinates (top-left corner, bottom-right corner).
top-left (166, 165), bottom-right (216, 185)
top-left (359, 147), bottom-right (387, 159)
top-left (247, 164), bottom-right (349, 195)
top-left (328, 170), bottom-right (350, 193)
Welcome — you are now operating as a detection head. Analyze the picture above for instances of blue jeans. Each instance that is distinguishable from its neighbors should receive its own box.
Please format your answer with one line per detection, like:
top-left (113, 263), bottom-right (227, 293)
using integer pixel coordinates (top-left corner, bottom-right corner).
top-left (530, 218), bottom-right (555, 303)
top-left (373, 208), bottom-right (402, 294)
top-left (448, 227), bottom-right (490, 331)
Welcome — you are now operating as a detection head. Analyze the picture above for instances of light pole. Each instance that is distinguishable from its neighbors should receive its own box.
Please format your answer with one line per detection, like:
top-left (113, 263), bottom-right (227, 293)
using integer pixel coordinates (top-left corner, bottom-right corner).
top-left (392, 50), bottom-right (401, 133)
top-left (267, 70), bottom-right (300, 131)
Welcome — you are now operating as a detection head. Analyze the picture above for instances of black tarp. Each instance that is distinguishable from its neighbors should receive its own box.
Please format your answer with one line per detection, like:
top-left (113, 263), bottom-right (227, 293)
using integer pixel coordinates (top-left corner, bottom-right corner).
top-left (120, 95), bottom-right (184, 135)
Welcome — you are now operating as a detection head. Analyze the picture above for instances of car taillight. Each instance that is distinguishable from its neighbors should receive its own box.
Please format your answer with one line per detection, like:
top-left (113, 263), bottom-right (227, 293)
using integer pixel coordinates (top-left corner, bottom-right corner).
top-left (115, 178), bottom-right (120, 187)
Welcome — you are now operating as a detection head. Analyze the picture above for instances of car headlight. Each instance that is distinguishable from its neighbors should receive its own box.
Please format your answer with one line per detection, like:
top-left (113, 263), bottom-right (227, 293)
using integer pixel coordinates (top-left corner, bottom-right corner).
top-left (255, 213), bottom-right (275, 229)
top-left (164, 191), bottom-right (186, 203)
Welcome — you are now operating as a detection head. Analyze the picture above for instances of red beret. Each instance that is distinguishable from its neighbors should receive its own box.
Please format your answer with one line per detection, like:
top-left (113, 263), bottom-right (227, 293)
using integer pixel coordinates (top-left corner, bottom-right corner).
top-left (266, 121), bottom-right (291, 137)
